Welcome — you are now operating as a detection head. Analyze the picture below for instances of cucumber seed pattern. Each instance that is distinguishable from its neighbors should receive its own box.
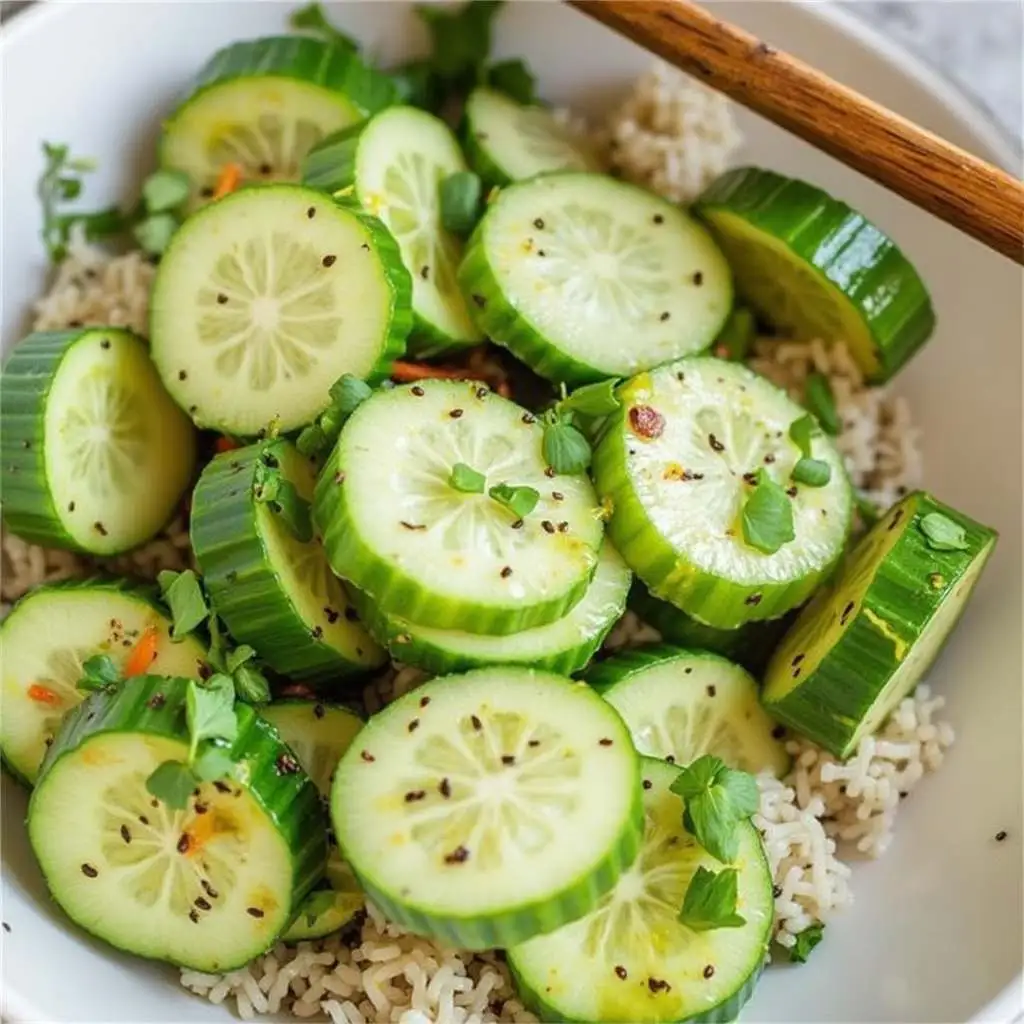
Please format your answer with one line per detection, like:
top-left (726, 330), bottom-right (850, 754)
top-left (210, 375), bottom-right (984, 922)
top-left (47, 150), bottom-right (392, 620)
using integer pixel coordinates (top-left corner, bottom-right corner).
top-left (514, 109), bottom-right (593, 171)
top-left (208, 114), bottom-right (327, 187)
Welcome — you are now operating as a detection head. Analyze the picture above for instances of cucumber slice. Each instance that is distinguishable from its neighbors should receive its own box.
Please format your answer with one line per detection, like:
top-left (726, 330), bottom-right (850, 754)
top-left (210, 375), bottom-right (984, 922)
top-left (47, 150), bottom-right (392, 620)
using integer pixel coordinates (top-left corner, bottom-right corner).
top-left (150, 185), bottom-right (412, 436)
top-left (0, 581), bottom-right (207, 786)
top-left (352, 543), bottom-right (631, 676)
top-left (191, 440), bottom-right (385, 682)
top-left (161, 36), bottom-right (396, 210)
top-left (302, 106), bottom-right (482, 356)
top-left (592, 357), bottom-right (853, 629)
top-left (587, 646), bottom-right (789, 776)
top-left (509, 757), bottom-right (772, 1024)
top-left (458, 173), bottom-right (732, 386)
top-left (331, 666), bottom-right (643, 949)
top-left (28, 675), bottom-right (327, 972)
top-left (1, 328), bottom-right (196, 555)
top-left (259, 701), bottom-right (365, 942)
top-left (695, 167), bottom-right (936, 383)
top-left (630, 582), bottom-right (790, 675)
top-left (314, 379), bottom-right (604, 636)
top-left (763, 491), bottom-right (997, 758)
top-left (462, 87), bottom-right (601, 187)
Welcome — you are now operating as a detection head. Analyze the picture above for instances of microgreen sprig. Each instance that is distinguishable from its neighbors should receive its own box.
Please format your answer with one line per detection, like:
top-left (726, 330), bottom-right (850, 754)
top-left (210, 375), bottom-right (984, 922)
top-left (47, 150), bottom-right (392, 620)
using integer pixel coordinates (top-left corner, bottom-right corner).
top-left (540, 379), bottom-right (622, 476)
top-left (741, 468), bottom-right (795, 554)
top-left (297, 374), bottom-right (373, 459)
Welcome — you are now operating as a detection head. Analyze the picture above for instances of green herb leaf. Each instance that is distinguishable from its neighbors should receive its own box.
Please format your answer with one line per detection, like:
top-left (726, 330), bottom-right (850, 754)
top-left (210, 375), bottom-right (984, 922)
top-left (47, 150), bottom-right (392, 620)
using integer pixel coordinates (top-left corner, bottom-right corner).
top-left (330, 374), bottom-right (373, 416)
top-left (542, 418), bottom-right (592, 475)
top-left (303, 889), bottom-right (341, 927)
top-left (206, 613), bottom-right (229, 674)
top-left (789, 923), bottom-right (825, 963)
top-left (289, 2), bottom-right (360, 53)
top-left (145, 759), bottom-right (199, 811)
top-left (788, 414), bottom-right (817, 459)
top-left (192, 743), bottom-right (237, 784)
top-left (132, 213), bottom-right (179, 257)
top-left (487, 58), bottom-right (537, 104)
top-left (77, 654), bottom-right (122, 692)
top-left (141, 169), bottom-right (191, 214)
top-left (559, 380), bottom-right (622, 419)
top-left (450, 462), bottom-right (487, 493)
top-left (185, 675), bottom-right (238, 763)
top-left (741, 468), bottom-right (795, 555)
top-left (390, 60), bottom-right (442, 110)
top-left (296, 422), bottom-right (329, 459)
top-left (232, 663), bottom-right (272, 706)
top-left (855, 492), bottom-right (881, 527)
top-left (489, 482), bottom-right (540, 519)
top-left (439, 171), bottom-right (483, 235)
top-left (804, 372), bottom-right (841, 436)
top-left (791, 457), bottom-right (832, 488)
top-left (715, 307), bottom-right (756, 362)
top-left (415, 0), bottom-right (505, 81)
top-left (253, 456), bottom-right (313, 543)
top-left (671, 754), bottom-right (759, 863)
top-left (919, 512), bottom-right (969, 551)
top-left (226, 645), bottom-right (256, 673)
top-left (158, 569), bottom-right (209, 641)
top-left (678, 866), bottom-right (747, 931)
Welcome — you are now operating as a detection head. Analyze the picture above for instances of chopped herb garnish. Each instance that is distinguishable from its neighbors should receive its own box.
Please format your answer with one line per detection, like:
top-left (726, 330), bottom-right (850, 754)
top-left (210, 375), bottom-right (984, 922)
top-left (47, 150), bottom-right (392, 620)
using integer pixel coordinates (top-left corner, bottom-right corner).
top-left (145, 760), bottom-right (200, 811)
top-left (297, 373), bottom-right (373, 458)
top-left (678, 866), bottom-right (747, 932)
top-left (559, 379), bottom-right (622, 419)
top-left (804, 372), bottom-right (841, 436)
top-left (450, 462), bottom-right (487, 493)
top-left (192, 743), bottom-right (237, 784)
top-left (132, 213), bottom-right (179, 257)
top-left (541, 414), bottom-right (592, 475)
top-left (486, 58), bottom-right (537, 104)
top-left (77, 654), bottom-right (122, 692)
top-left (331, 373), bottom-right (374, 416)
top-left (289, 2), bottom-right (360, 53)
top-left (185, 675), bottom-right (238, 763)
top-left (158, 569), bottom-right (209, 641)
top-left (232, 663), bottom-right (272, 704)
top-left (741, 469), bottom-right (795, 554)
top-left (789, 923), bottom-right (825, 963)
top-left (788, 414), bottom-right (817, 459)
top-left (791, 457), bottom-right (832, 487)
top-left (253, 446), bottom-right (313, 543)
top-left (489, 482), bottom-right (540, 519)
top-left (919, 512), bottom-right (969, 551)
top-left (714, 307), bottom-right (756, 362)
top-left (390, 59), bottom-right (442, 110)
top-left (141, 169), bottom-right (191, 215)
top-left (439, 171), bottom-right (483, 235)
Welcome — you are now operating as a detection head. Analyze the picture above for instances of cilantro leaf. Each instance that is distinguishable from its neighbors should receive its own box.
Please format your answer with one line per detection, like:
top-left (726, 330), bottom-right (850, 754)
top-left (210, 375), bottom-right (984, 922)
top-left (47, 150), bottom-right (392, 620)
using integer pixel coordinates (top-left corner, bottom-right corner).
top-left (298, 375), bottom-right (372, 459)
top-left (290, 2), bottom-right (360, 53)
top-left (742, 469), bottom-right (795, 554)
top-left (302, 889), bottom-right (341, 927)
top-left (788, 414), bottom-right (817, 460)
top-left (232, 663), bottom-right (272, 705)
top-left (158, 569), bottom-right (209, 641)
top-left (185, 675), bottom-right (238, 763)
top-left (193, 743), bottom-right (237, 784)
top-left (77, 654), bottom-right (122, 692)
top-left (919, 512), bottom-right (969, 552)
top-left (670, 755), bottom-right (759, 863)
top-left (330, 374), bottom-right (373, 415)
top-left (542, 417), bottom-right (592, 475)
top-left (450, 462), bottom-right (487, 493)
top-left (678, 866), bottom-right (747, 931)
top-left (489, 482), bottom-right (540, 519)
top-left (439, 171), bottom-right (483, 235)
top-left (669, 754), bottom-right (720, 799)
top-left (487, 58), bottom-right (536, 104)
top-left (715, 307), bottom-right (756, 362)
top-left (141, 169), bottom-right (191, 214)
top-left (133, 213), bottom-right (179, 257)
top-left (789, 923), bottom-right (825, 963)
top-left (791, 457), bottom-right (832, 487)
top-left (226, 645), bottom-right (257, 673)
top-left (804, 372), bottom-right (841, 436)
top-left (145, 759), bottom-right (199, 811)
top-left (559, 380), bottom-right (621, 419)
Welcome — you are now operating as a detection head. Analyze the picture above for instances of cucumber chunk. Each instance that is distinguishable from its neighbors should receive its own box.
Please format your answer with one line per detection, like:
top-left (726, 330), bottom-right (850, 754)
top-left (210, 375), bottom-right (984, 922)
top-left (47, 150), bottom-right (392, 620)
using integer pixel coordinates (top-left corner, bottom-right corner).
top-left (314, 379), bottom-right (604, 636)
top-left (161, 36), bottom-right (396, 210)
top-left (462, 87), bottom-right (601, 187)
top-left (303, 106), bottom-right (482, 355)
top-left (458, 173), bottom-right (732, 385)
top-left (150, 185), bottom-right (412, 435)
top-left (1, 328), bottom-right (196, 555)
top-left (592, 357), bottom-right (852, 629)
top-left (331, 666), bottom-right (643, 949)
top-left (588, 646), bottom-right (789, 777)
top-left (695, 167), bottom-right (936, 383)
top-left (28, 676), bottom-right (326, 972)
top-left (509, 757), bottom-right (773, 1023)
top-left (352, 543), bottom-right (631, 676)
top-left (0, 581), bottom-right (207, 785)
top-left (191, 440), bottom-right (385, 682)
top-left (763, 491), bottom-right (997, 758)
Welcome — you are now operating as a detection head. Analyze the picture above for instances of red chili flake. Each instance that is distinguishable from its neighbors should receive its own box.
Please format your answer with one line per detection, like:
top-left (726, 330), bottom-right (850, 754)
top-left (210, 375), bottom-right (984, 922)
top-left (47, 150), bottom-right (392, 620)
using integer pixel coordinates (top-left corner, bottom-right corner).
top-left (444, 846), bottom-right (470, 864)
top-left (628, 405), bottom-right (665, 439)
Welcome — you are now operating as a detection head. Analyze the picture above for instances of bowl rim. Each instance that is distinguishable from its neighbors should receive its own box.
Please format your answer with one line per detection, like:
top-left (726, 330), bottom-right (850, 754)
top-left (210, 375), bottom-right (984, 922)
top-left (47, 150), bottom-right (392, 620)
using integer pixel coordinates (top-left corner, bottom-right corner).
top-left (0, 2), bottom-right (1020, 1023)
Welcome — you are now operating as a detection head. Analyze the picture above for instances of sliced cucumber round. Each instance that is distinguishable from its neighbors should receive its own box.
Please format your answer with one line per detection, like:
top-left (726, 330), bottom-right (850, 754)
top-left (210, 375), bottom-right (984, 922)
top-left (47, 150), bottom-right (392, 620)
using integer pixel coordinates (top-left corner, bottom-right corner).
top-left (462, 87), bottom-right (601, 187)
top-left (352, 543), bottom-right (631, 676)
top-left (314, 379), bottom-right (604, 636)
top-left (331, 666), bottom-right (643, 949)
top-left (764, 491), bottom-right (997, 758)
top-left (592, 357), bottom-right (853, 629)
top-left (192, 440), bottom-right (385, 682)
top-left (150, 185), bottom-right (412, 436)
top-left (458, 172), bottom-right (732, 386)
top-left (28, 675), bottom-right (327, 972)
top-left (1, 328), bottom-right (196, 555)
top-left (0, 580), bottom-right (208, 786)
top-left (587, 646), bottom-right (789, 776)
top-left (509, 756), bottom-right (773, 1023)
top-left (259, 700), bottom-right (366, 942)
top-left (161, 36), bottom-right (396, 210)
top-left (303, 106), bottom-right (482, 356)
top-left (695, 167), bottom-right (936, 383)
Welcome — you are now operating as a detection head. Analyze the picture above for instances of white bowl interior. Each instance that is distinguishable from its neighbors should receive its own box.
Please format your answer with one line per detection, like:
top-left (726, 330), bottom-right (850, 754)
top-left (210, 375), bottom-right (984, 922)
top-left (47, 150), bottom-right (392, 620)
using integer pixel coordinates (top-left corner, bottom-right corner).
top-left (1, 3), bottom-right (1021, 1021)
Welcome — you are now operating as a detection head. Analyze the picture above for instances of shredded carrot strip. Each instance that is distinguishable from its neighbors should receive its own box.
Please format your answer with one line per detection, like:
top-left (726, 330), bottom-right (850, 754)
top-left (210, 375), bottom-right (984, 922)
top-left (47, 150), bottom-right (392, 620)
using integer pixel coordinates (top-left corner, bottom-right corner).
top-left (124, 626), bottom-right (159, 677)
top-left (27, 684), bottom-right (62, 707)
top-left (212, 162), bottom-right (243, 200)
top-left (215, 435), bottom-right (239, 453)
top-left (390, 361), bottom-right (475, 382)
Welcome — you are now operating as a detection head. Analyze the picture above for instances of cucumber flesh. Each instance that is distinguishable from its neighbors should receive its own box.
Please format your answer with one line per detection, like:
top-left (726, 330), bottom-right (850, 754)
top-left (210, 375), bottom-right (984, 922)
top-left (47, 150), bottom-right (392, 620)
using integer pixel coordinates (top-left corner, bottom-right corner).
top-left (463, 87), bottom-right (601, 186)
top-left (314, 379), bottom-right (604, 636)
top-left (587, 646), bottom-right (789, 777)
top-left (331, 666), bottom-right (643, 950)
top-left (695, 167), bottom-right (936, 383)
top-left (0, 582), bottom-right (207, 785)
top-left (150, 185), bottom-right (412, 436)
top-left (1, 328), bottom-right (196, 555)
top-left (592, 357), bottom-right (852, 629)
top-left (509, 757), bottom-right (772, 1024)
top-left (28, 676), bottom-right (326, 972)
top-left (764, 491), bottom-right (997, 757)
top-left (352, 543), bottom-right (631, 676)
top-left (458, 173), bottom-right (733, 385)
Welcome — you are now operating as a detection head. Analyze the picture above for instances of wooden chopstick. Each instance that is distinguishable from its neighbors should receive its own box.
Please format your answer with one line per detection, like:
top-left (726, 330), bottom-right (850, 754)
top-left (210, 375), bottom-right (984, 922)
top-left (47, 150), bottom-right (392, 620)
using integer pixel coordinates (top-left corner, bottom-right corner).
top-left (567, 0), bottom-right (1024, 264)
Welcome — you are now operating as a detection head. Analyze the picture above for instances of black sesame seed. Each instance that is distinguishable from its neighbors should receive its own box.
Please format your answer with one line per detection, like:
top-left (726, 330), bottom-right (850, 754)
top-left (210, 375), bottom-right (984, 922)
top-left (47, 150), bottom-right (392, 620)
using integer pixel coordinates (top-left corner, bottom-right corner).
top-left (322, 255), bottom-right (337, 268)
top-left (708, 433), bottom-right (725, 452)
top-left (764, 453), bottom-right (776, 464)
top-left (68, 501), bottom-right (76, 512)
top-left (542, 520), bottom-right (555, 534)
top-left (840, 601), bottom-right (855, 625)
top-left (475, 386), bottom-right (489, 399)
top-left (745, 593), bottom-right (763, 606)
top-left (665, 755), bottom-right (676, 764)
top-left (420, 696), bottom-right (431, 708)
top-left (706, 685), bottom-right (716, 697)
top-left (996, 830), bottom-right (1008, 841)
top-left (401, 520), bottom-right (427, 531)
top-left (404, 790), bottom-right (427, 802)
top-left (361, 750), bottom-right (375, 762)
top-left (659, 311), bottom-right (670, 322)
top-left (537, 249), bottom-right (546, 257)
top-left (772, 885), bottom-right (782, 898)
top-left (444, 846), bottom-right (470, 864)
top-left (189, 909), bottom-right (200, 924)
top-left (307, 207), bottom-right (316, 219)
top-left (614, 965), bottom-right (627, 979)
top-left (324, 606), bottom-right (340, 623)
top-left (786, 486), bottom-right (798, 498)
top-left (139, 815), bottom-right (149, 826)
top-left (81, 863), bottom-right (98, 878)
top-left (684, 667), bottom-right (693, 674)
top-left (411, 385), bottom-right (425, 396)
top-left (216, 293), bottom-right (228, 304)
top-left (246, 907), bottom-right (265, 919)
top-left (439, 778), bottom-right (452, 798)
top-left (472, 294), bottom-right (486, 308)
top-left (345, 607), bottom-right (359, 622)
top-left (408, 719), bottom-right (420, 733)
top-left (420, 265), bottom-right (430, 280)
top-left (100, 338), bottom-right (111, 349)
top-left (311, 625), bottom-right (324, 640)
top-left (642, 779), bottom-right (652, 790)
top-left (511, 518), bottom-right (524, 530)
top-left (93, 521), bottom-right (108, 536)
top-left (195, 897), bottom-right (212, 911)
top-left (449, 408), bottom-right (464, 419)
top-left (648, 978), bottom-right (670, 994)
top-left (528, 739), bottom-right (540, 747)
top-left (599, 738), bottom-right (613, 747)
top-left (201, 186), bottom-right (215, 198)
top-left (692, 271), bottom-right (704, 286)
top-left (471, 714), bottom-right (482, 731)
top-left (771, 725), bottom-right (786, 739)
top-left (177, 834), bottom-right (191, 854)
top-left (551, 491), bottom-right (564, 501)
top-left (889, 509), bottom-right (905, 530)
top-left (202, 879), bottom-right (218, 899)
top-left (501, 566), bottom-right (513, 578)
top-left (792, 653), bottom-right (806, 666)
top-left (178, 370), bottom-right (188, 381)
top-left (120, 824), bottom-right (131, 844)
top-left (653, 214), bottom-right (664, 225)
top-left (703, 965), bottom-right (715, 979)
top-left (194, 802), bottom-right (209, 815)
top-left (502, 754), bottom-right (516, 765)
top-left (2, 923), bottom-right (9, 933)
top-left (521, 412), bottom-right (536, 424)
top-left (544, 466), bottom-right (556, 478)
top-left (534, 217), bottom-right (545, 229)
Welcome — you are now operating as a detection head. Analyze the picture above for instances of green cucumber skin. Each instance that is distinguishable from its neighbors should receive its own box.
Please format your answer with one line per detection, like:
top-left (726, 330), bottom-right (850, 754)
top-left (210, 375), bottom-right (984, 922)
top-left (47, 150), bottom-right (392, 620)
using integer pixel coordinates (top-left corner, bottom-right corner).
top-left (461, 119), bottom-right (514, 189)
top-left (191, 445), bottom-right (385, 682)
top-left (30, 675), bottom-right (327, 969)
top-left (696, 167), bottom-right (935, 383)
top-left (585, 642), bottom-right (726, 695)
top-left (763, 492), bottom-right (997, 757)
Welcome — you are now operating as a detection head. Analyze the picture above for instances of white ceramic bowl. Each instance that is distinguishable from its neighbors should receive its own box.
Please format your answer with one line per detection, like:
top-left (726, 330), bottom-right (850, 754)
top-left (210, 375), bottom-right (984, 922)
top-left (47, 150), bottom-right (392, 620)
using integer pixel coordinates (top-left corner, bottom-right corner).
top-left (2, 2), bottom-right (1021, 1021)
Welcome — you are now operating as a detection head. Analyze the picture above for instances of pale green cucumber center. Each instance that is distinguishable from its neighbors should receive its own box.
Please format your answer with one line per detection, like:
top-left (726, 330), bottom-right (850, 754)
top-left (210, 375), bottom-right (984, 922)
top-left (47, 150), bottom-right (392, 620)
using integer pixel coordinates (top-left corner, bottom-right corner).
top-left (622, 359), bottom-right (850, 586)
top-left (484, 175), bottom-right (731, 375)
top-left (700, 210), bottom-right (879, 377)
